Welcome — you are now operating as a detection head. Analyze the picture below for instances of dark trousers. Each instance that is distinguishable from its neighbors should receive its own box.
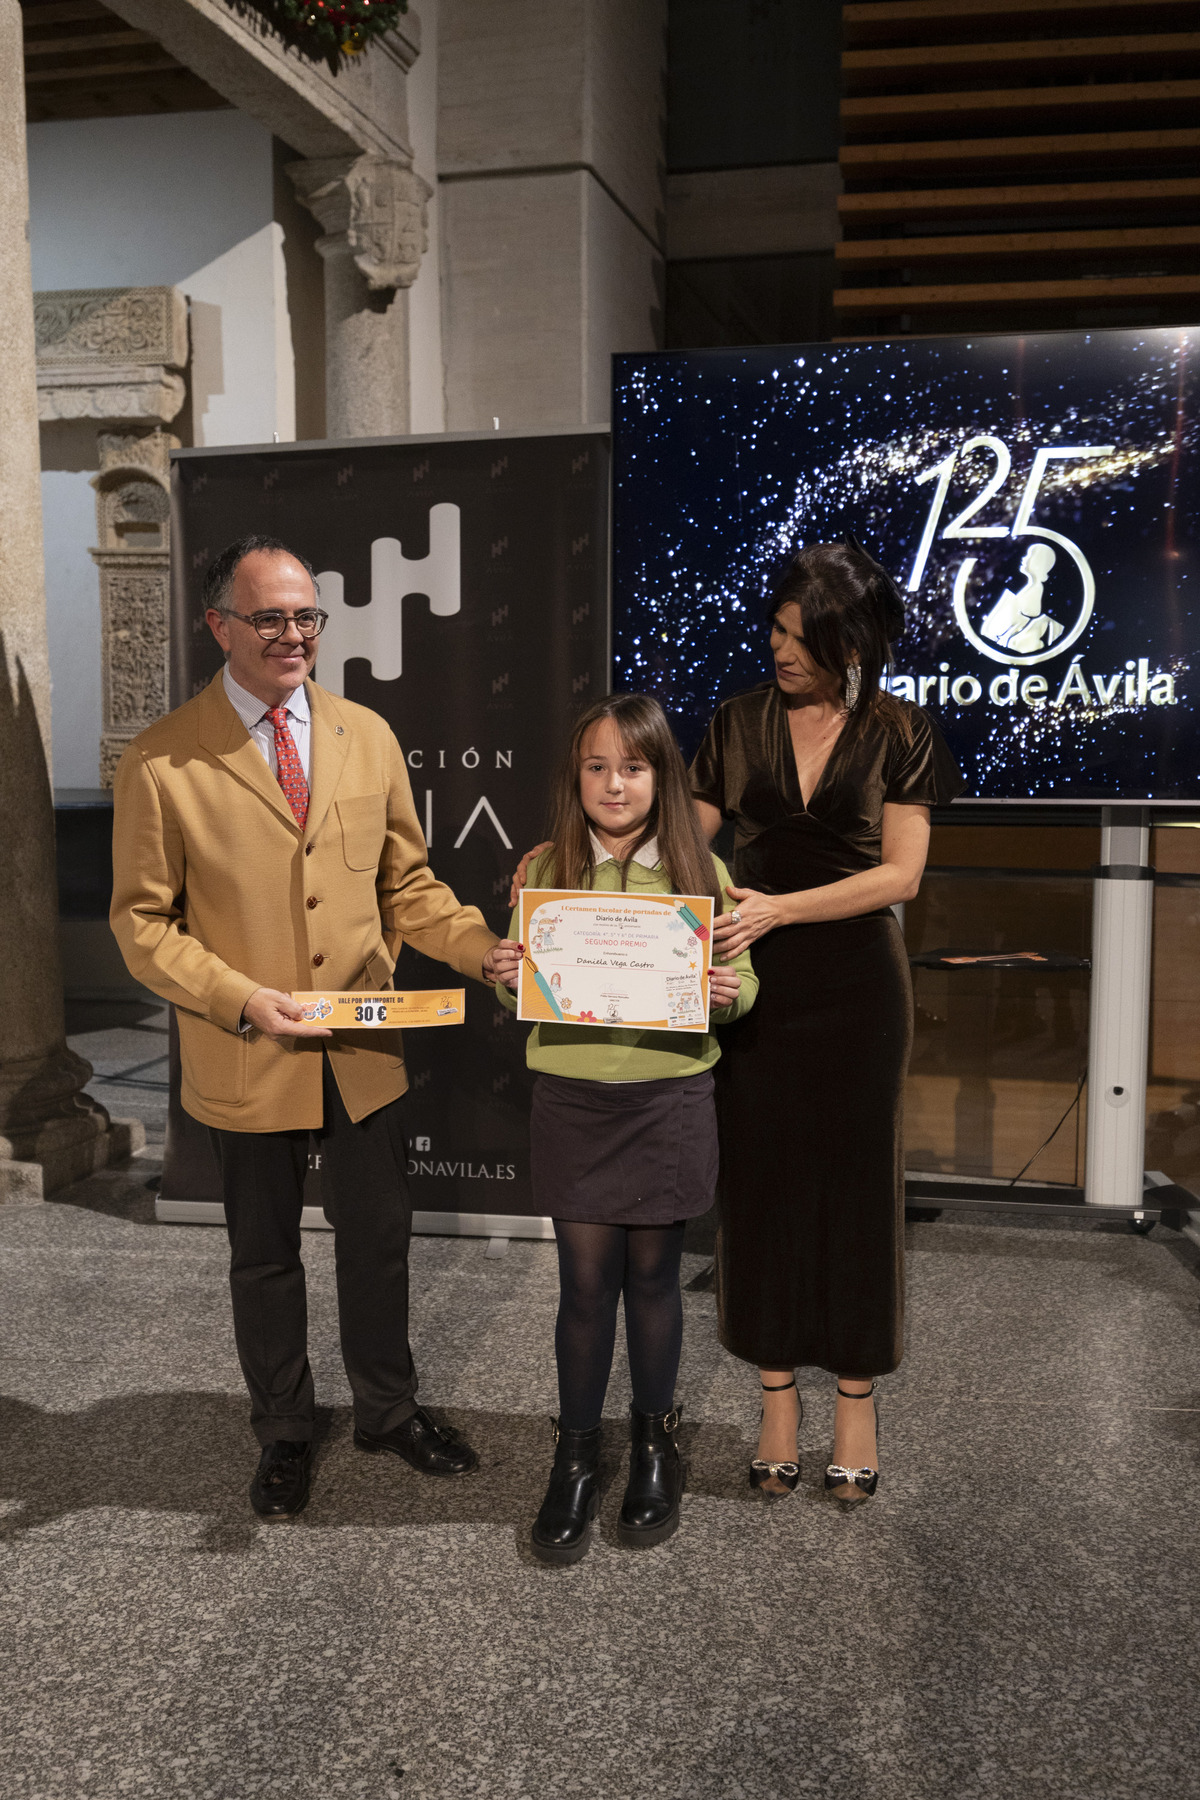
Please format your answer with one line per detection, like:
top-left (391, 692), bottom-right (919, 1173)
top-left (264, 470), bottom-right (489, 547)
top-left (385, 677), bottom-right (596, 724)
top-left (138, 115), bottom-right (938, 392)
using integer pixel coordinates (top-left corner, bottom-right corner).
top-left (208, 1054), bottom-right (417, 1446)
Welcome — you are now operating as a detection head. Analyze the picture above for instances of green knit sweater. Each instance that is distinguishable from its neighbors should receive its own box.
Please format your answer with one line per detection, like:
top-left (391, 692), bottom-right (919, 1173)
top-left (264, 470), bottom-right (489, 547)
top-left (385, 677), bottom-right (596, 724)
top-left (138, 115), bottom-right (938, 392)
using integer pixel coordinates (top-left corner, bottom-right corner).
top-left (495, 850), bottom-right (758, 1081)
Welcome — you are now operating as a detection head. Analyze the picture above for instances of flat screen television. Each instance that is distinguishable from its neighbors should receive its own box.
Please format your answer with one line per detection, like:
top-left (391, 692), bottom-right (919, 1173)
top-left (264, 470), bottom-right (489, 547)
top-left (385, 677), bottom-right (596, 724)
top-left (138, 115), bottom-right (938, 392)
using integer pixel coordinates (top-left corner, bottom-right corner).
top-left (611, 328), bottom-right (1198, 802)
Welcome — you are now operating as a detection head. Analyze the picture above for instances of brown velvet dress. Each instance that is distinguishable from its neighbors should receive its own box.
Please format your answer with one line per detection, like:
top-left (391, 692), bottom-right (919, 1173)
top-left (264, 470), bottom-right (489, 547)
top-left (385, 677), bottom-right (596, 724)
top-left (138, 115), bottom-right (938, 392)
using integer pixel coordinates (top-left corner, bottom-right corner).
top-left (689, 684), bottom-right (964, 1376)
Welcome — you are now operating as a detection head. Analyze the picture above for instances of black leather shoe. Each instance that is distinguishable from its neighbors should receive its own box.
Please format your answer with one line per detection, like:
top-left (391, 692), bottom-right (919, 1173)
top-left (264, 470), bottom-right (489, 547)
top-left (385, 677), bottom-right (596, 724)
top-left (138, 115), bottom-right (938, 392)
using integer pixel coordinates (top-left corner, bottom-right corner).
top-left (530, 1420), bottom-right (602, 1566)
top-left (618, 1405), bottom-right (684, 1547)
top-left (250, 1439), bottom-right (313, 1519)
top-left (353, 1407), bottom-right (479, 1477)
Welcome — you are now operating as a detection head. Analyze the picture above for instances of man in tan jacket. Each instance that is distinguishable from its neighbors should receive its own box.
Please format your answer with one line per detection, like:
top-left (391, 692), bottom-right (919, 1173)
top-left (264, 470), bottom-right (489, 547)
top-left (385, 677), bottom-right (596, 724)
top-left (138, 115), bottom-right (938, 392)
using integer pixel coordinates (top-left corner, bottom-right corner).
top-left (111, 536), bottom-right (505, 1518)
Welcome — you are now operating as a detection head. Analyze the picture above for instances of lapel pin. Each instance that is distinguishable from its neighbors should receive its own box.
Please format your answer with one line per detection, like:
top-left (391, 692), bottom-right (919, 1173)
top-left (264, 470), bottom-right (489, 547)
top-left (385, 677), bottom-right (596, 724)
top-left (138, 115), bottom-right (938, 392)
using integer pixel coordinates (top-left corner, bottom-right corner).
top-left (334, 726), bottom-right (344, 736)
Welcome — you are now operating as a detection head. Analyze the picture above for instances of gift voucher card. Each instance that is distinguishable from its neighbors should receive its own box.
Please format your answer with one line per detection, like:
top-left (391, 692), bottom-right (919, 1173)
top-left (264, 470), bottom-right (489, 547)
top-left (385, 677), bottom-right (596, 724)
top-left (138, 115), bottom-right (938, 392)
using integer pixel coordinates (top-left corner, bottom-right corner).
top-left (291, 990), bottom-right (465, 1028)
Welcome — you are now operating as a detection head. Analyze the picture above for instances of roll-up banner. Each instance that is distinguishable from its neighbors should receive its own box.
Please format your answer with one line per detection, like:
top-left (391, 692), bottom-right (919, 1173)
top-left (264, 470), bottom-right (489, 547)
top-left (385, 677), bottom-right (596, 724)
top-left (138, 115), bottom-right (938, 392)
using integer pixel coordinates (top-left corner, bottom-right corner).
top-left (160, 428), bottom-right (610, 1227)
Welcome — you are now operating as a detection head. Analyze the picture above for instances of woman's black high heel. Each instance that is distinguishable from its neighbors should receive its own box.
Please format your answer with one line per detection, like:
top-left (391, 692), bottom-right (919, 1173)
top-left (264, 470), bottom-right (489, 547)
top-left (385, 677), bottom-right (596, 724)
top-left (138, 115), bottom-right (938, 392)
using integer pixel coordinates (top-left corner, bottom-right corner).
top-left (824, 1383), bottom-right (879, 1507)
top-left (749, 1376), bottom-right (802, 1500)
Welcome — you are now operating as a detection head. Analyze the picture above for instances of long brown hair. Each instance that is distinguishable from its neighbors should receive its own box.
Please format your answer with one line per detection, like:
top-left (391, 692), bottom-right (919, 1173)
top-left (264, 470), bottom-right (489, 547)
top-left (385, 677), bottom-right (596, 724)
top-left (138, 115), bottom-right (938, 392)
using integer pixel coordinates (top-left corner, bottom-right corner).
top-left (767, 539), bottom-right (911, 741)
top-left (545, 694), bottom-right (722, 906)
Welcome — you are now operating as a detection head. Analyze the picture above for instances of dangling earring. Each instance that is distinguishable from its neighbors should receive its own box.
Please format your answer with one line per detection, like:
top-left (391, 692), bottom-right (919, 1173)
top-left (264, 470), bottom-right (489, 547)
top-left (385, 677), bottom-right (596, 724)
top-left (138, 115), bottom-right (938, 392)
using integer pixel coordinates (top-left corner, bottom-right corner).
top-left (844, 663), bottom-right (861, 710)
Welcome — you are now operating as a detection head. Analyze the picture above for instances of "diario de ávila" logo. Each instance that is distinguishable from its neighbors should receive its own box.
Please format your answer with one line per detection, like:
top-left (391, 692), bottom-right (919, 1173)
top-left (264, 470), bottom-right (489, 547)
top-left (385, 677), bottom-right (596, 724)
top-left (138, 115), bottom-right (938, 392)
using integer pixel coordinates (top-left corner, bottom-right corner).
top-left (892, 435), bottom-right (1178, 712)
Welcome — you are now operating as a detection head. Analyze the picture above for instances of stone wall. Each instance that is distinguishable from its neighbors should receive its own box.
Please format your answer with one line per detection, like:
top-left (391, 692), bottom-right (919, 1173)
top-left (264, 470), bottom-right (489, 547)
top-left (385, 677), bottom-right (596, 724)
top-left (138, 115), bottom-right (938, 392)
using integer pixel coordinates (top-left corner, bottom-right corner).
top-left (438, 0), bottom-right (667, 431)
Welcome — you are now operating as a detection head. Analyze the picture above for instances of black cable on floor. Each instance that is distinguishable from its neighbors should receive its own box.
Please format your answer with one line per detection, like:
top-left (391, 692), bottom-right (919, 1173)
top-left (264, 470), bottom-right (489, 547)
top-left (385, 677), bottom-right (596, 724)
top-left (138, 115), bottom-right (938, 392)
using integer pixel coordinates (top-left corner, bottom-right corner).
top-left (1008, 1067), bottom-right (1088, 1187)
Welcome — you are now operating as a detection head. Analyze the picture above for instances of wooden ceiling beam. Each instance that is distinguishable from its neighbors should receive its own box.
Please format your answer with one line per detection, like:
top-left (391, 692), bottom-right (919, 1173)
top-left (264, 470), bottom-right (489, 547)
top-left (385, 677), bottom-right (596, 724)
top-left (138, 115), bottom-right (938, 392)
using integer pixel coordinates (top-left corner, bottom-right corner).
top-left (24, 29), bottom-right (155, 56)
top-left (841, 127), bottom-right (1200, 182)
top-left (833, 273), bottom-right (1200, 311)
top-left (839, 177), bottom-right (1200, 228)
top-left (26, 75), bottom-right (229, 121)
top-left (843, 0), bottom-right (1200, 49)
top-left (837, 225), bottom-right (1200, 265)
top-left (842, 79), bottom-right (1200, 141)
top-left (19, 2), bottom-right (112, 24)
top-left (25, 53), bottom-right (180, 83)
top-left (843, 34), bottom-right (1200, 93)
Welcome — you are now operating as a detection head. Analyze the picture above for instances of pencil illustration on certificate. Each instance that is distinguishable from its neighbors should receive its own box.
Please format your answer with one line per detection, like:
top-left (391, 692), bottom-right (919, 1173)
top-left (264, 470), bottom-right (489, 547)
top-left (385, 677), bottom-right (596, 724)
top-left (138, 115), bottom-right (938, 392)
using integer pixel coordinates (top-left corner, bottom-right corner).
top-left (517, 890), bottom-right (715, 1031)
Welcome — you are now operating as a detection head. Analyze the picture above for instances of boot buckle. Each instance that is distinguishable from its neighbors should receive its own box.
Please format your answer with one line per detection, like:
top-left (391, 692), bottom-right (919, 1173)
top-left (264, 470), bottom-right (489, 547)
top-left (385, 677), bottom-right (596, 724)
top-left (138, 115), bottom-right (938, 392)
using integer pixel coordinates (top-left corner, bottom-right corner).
top-left (663, 1407), bottom-right (680, 1434)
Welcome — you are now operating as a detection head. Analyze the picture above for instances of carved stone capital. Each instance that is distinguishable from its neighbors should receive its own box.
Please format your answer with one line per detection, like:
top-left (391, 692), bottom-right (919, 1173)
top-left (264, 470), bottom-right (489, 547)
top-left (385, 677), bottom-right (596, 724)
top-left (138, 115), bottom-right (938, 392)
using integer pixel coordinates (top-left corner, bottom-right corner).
top-left (34, 288), bottom-right (188, 424)
top-left (288, 154), bottom-right (431, 290)
top-left (37, 366), bottom-right (187, 424)
top-left (96, 426), bottom-right (176, 477)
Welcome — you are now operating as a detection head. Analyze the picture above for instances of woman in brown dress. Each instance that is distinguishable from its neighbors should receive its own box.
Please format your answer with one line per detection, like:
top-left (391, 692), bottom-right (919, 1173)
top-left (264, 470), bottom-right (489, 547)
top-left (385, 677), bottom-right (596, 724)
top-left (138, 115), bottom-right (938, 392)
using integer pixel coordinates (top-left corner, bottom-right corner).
top-left (692, 539), bottom-right (963, 1503)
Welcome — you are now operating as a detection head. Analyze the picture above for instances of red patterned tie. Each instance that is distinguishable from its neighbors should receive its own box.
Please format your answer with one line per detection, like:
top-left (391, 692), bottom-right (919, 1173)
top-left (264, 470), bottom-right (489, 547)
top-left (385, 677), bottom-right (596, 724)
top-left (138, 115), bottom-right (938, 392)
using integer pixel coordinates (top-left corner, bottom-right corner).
top-left (266, 705), bottom-right (308, 829)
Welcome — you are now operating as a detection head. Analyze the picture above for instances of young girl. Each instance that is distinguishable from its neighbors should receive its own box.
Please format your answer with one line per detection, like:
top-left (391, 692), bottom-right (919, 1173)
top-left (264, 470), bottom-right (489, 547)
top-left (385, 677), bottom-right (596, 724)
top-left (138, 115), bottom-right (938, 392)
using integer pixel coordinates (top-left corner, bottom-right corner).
top-left (489, 695), bottom-right (757, 1565)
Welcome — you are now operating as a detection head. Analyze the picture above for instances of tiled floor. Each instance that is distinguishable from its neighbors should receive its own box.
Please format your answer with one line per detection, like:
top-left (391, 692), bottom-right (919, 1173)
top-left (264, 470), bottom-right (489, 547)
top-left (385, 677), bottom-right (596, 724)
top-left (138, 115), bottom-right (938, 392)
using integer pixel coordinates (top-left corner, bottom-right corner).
top-left (1, 1011), bottom-right (1197, 1799)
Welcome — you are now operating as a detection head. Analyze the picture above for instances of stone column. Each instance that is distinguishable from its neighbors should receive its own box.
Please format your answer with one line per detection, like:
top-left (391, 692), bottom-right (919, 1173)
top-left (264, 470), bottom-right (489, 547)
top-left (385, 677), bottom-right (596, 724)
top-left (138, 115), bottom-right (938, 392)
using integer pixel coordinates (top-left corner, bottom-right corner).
top-left (34, 285), bottom-right (187, 783)
top-left (0, 0), bottom-right (141, 1201)
top-left (288, 154), bottom-right (430, 439)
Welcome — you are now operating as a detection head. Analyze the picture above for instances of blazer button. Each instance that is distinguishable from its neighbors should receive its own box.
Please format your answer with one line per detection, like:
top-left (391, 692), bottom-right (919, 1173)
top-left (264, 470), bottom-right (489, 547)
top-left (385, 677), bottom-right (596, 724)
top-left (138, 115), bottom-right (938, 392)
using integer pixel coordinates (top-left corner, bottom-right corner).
top-left (306, 896), bottom-right (319, 909)
top-left (312, 953), bottom-right (325, 967)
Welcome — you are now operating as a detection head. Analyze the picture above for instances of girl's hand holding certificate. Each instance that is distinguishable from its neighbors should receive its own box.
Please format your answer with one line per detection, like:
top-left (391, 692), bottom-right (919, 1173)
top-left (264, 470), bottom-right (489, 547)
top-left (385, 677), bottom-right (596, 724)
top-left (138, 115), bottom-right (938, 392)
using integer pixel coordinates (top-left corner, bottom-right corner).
top-left (707, 961), bottom-right (742, 1010)
top-left (486, 939), bottom-right (524, 991)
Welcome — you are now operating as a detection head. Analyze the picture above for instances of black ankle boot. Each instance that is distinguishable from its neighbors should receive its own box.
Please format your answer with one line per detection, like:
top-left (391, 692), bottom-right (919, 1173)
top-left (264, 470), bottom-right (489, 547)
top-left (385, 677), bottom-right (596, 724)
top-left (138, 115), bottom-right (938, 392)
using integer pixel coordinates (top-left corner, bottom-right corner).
top-left (530, 1420), bottom-right (602, 1566)
top-left (618, 1405), bottom-right (683, 1548)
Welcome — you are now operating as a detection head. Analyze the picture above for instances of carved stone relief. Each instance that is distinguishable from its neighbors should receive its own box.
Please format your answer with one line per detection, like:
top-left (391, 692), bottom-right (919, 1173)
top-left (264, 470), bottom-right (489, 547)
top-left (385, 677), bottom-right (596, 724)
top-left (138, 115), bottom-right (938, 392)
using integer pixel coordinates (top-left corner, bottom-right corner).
top-left (288, 154), bottom-right (430, 290)
top-left (97, 427), bottom-right (178, 475)
top-left (345, 157), bottom-right (431, 290)
top-left (37, 368), bottom-right (187, 424)
top-left (91, 428), bottom-right (178, 785)
top-left (35, 287), bottom-right (188, 424)
top-left (35, 287), bottom-right (188, 366)
top-left (102, 566), bottom-right (170, 727)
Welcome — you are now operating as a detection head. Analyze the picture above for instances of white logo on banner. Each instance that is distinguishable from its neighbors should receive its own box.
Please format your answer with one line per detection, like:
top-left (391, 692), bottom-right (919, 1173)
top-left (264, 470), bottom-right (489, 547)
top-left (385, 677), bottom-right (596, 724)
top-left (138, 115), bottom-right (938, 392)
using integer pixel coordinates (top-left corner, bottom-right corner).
top-left (890, 436), bottom-right (1179, 711)
top-left (908, 439), bottom-right (1112, 668)
top-left (315, 503), bottom-right (461, 694)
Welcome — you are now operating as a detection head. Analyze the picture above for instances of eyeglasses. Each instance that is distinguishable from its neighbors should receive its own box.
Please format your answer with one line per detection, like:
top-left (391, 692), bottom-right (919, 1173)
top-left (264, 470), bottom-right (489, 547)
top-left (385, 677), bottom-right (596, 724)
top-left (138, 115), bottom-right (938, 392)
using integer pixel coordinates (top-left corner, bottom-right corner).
top-left (222, 608), bottom-right (329, 641)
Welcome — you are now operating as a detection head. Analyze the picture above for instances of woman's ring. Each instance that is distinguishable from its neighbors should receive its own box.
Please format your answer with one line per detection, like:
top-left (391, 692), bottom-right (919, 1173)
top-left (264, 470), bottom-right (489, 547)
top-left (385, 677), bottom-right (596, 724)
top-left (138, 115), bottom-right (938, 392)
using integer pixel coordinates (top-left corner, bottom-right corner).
top-left (731, 909), bottom-right (742, 925)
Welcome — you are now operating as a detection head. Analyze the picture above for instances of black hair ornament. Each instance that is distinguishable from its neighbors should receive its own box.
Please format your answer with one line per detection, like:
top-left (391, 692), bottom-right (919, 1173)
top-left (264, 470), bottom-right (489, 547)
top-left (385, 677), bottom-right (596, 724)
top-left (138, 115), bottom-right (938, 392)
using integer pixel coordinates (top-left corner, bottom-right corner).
top-left (840, 533), bottom-right (907, 643)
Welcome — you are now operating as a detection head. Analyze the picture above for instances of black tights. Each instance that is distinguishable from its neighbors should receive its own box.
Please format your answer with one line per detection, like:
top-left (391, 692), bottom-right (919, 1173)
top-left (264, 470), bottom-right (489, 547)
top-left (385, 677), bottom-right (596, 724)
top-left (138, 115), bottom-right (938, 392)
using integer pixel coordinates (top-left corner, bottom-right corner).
top-left (552, 1220), bottom-right (686, 1430)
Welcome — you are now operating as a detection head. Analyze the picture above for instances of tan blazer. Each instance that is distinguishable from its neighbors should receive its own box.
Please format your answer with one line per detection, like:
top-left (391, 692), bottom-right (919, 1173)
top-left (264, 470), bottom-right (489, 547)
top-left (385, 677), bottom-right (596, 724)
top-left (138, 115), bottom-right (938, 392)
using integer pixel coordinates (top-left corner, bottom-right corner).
top-left (111, 673), bottom-right (497, 1131)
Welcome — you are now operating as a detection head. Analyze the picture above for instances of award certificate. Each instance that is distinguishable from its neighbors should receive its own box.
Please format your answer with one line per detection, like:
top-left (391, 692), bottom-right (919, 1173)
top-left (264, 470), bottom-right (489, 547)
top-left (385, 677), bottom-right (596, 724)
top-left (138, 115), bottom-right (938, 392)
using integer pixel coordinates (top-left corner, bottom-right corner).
top-left (291, 990), bottom-right (465, 1028)
top-left (516, 889), bottom-right (714, 1032)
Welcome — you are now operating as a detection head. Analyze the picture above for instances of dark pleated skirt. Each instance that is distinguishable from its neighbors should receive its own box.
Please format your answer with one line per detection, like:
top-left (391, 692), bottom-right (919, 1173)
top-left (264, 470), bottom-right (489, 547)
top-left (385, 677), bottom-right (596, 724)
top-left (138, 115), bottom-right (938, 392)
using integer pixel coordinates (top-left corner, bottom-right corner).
top-left (531, 1071), bottom-right (718, 1225)
top-left (715, 911), bottom-right (912, 1377)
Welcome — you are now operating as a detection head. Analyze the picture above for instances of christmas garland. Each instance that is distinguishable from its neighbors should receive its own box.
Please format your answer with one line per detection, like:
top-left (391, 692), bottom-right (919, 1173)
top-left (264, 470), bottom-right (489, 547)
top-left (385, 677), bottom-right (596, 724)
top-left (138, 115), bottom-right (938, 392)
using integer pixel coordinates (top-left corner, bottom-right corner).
top-left (223, 1), bottom-right (410, 75)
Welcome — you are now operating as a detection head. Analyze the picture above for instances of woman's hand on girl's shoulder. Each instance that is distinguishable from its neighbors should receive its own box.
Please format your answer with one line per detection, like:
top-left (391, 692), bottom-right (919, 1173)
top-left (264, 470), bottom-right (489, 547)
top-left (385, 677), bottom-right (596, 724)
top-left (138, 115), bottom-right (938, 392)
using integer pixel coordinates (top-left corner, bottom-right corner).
top-left (509, 842), bottom-right (553, 906)
top-left (707, 964), bottom-right (741, 1012)
top-left (712, 885), bottom-right (781, 959)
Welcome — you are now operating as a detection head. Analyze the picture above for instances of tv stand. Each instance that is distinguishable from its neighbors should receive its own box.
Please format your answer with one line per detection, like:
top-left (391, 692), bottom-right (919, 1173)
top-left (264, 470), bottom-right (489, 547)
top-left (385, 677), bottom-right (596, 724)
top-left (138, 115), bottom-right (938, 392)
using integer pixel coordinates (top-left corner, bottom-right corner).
top-left (905, 808), bottom-right (1196, 1233)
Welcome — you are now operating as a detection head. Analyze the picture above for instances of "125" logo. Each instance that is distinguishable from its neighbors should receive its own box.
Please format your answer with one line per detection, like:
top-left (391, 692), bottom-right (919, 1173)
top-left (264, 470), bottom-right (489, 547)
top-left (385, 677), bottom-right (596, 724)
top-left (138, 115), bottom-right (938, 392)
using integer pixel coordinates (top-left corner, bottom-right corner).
top-left (908, 437), bottom-right (1114, 667)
